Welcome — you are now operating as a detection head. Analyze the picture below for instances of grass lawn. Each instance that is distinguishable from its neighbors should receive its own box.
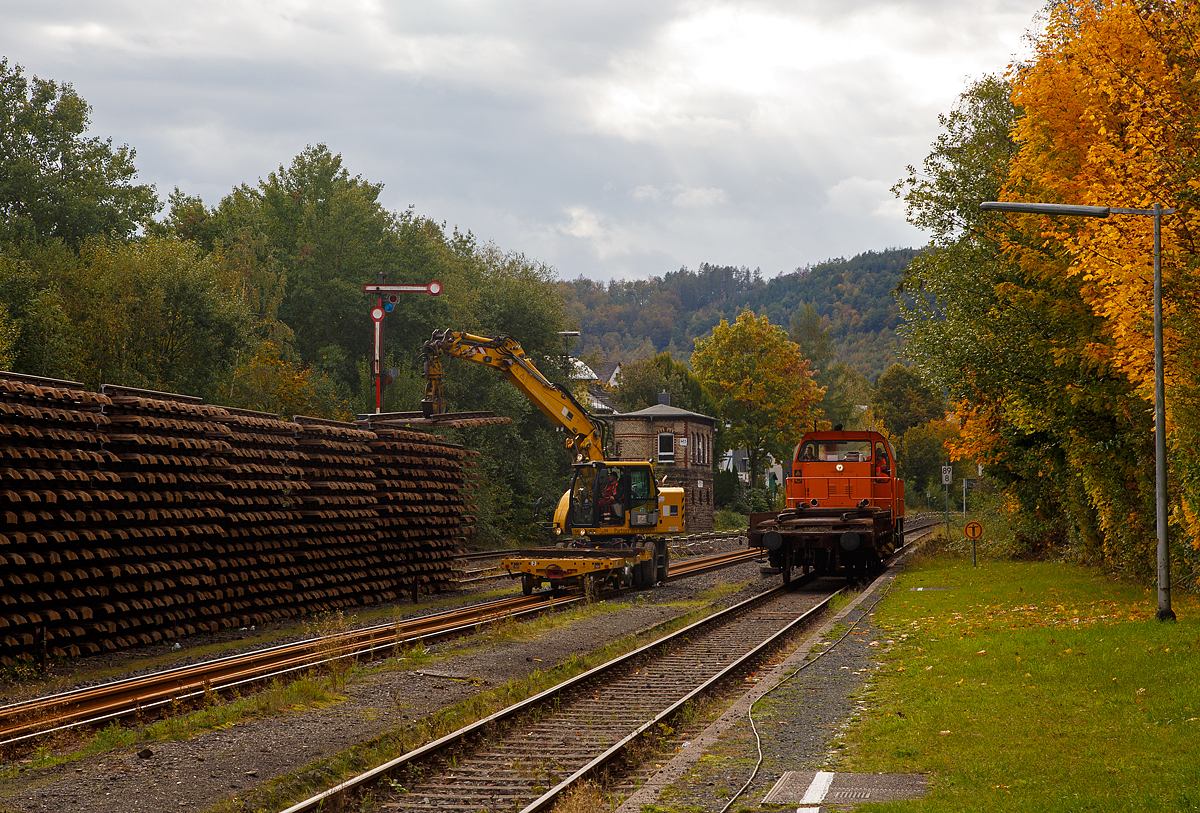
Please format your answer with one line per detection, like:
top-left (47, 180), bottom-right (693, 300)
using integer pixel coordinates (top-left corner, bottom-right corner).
top-left (838, 541), bottom-right (1200, 812)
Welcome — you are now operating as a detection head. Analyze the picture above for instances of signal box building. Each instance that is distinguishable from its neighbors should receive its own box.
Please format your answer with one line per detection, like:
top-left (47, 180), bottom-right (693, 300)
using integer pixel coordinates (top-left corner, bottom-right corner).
top-left (611, 395), bottom-right (716, 531)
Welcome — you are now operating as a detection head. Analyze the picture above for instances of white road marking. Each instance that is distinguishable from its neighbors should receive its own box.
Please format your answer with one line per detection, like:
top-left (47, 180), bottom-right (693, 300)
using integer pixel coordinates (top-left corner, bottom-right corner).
top-left (800, 771), bottom-right (835, 805)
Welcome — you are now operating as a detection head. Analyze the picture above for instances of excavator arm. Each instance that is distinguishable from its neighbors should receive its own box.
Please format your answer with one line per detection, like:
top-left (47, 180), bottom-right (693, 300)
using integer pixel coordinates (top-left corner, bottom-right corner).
top-left (420, 329), bottom-right (608, 462)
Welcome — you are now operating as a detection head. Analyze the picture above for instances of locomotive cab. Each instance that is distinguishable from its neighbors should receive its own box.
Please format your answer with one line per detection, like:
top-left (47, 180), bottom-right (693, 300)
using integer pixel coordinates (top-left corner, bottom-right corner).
top-left (788, 432), bottom-right (904, 518)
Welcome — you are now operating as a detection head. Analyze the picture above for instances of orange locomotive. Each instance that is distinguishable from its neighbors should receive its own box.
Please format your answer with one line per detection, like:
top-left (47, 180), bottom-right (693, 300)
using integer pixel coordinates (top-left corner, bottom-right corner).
top-left (748, 429), bottom-right (905, 582)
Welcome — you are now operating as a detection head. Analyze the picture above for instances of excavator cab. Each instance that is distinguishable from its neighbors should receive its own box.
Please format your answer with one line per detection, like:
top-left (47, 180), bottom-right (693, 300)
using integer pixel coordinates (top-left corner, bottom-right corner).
top-left (568, 462), bottom-right (658, 529)
top-left (557, 460), bottom-right (681, 541)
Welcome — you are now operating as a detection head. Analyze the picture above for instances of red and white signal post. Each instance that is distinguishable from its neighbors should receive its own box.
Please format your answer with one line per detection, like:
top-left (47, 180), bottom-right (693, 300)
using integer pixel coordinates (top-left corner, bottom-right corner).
top-left (363, 280), bottom-right (443, 413)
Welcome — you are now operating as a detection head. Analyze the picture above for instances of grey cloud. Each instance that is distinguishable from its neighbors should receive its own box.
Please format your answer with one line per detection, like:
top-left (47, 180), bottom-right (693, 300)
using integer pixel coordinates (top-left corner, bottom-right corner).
top-left (0, 0), bottom-right (1043, 280)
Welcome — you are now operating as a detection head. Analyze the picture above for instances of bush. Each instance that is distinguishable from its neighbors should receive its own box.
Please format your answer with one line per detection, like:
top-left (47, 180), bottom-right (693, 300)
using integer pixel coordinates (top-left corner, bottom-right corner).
top-left (713, 470), bottom-right (741, 508)
top-left (713, 509), bottom-right (749, 532)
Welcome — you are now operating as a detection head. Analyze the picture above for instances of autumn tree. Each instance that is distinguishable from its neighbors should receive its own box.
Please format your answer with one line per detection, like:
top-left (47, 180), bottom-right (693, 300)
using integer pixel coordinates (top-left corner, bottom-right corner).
top-left (896, 6), bottom-right (1200, 573)
top-left (893, 72), bottom-right (1129, 560)
top-left (996, 0), bottom-right (1200, 562)
top-left (691, 310), bottom-right (823, 485)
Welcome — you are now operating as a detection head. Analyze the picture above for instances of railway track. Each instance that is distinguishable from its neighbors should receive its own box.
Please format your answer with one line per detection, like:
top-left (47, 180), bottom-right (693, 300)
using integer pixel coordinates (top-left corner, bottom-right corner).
top-left (276, 523), bottom-right (937, 813)
top-left (0, 543), bottom-right (755, 751)
top-left (0, 592), bottom-right (581, 750)
top-left (282, 574), bottom-right (842, 813)
top-left (454, 532), bottom-right (751, 584)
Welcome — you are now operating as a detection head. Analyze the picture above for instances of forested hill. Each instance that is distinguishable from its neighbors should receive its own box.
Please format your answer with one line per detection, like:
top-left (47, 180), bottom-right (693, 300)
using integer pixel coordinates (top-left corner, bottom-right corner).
top-left (560, 247), bottom-right (918, 380)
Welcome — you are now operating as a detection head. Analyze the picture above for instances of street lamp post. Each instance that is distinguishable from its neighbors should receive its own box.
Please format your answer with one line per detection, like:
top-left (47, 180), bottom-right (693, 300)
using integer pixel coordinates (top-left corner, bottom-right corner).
top-left (980, 200), bottom-right (1176, 621)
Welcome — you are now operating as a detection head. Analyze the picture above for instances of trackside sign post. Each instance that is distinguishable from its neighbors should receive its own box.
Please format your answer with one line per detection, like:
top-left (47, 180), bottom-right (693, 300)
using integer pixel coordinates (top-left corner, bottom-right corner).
top-left (965, 521), bottom-right (983, 567)
top-left (363, 279), bottom-right (443, 414)
top-left (942, 465), bottom-right (953, 539)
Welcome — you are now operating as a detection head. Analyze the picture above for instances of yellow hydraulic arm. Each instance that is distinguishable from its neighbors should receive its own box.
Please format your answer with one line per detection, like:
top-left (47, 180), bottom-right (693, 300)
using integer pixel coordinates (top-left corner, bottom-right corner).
top-left (420, 330), bottom-right (607, 463)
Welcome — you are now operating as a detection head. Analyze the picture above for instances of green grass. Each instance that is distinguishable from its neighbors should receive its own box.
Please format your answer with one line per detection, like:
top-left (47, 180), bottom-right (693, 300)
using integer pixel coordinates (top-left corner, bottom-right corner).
top-left (839, 540), bottom-right (1200, 811)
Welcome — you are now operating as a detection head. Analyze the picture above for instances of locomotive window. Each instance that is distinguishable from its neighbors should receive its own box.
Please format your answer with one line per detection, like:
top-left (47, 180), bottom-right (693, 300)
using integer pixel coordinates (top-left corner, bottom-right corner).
top-left (798, 442), bottom-right (818, 462)
top-left (818, 440), bottom-right (873, 461)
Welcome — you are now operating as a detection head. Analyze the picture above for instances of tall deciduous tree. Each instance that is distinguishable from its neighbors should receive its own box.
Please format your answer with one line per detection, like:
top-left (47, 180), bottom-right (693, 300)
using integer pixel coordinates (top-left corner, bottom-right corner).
top-left (789, 303), bottom-right (833, 374)
top-left (872, 364), bottom-right (945, 436)
top-left (999, 0), bottom-right (1200, 557)
top-left (0, 59), bottom-right (158, 249)
top-left (64, 237), bottom-right (252, 398)
top-left (691, 309), bottom-right (823, 485)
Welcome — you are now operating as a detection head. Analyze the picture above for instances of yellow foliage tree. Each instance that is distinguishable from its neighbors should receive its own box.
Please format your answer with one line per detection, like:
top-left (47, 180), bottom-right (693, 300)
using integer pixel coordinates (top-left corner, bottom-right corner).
top-left (1001, 0), bottom-right (1200, 550)
top-left (692, 309), bottom-right (824, 486)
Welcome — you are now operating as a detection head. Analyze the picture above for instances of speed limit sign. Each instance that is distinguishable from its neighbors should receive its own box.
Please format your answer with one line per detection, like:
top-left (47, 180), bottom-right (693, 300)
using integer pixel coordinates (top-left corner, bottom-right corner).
top-left (942, 466), bottom-right (953, 485)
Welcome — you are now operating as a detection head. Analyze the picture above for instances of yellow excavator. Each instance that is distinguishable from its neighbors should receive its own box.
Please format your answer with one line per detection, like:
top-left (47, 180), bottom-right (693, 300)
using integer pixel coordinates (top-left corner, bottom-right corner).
top-left (420, 329), bottom-right (685, 591)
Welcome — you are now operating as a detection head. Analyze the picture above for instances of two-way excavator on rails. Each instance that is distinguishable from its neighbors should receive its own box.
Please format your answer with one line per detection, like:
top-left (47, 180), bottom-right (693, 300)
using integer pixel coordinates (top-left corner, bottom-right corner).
top-left (420, 330), bottom-right (685, 594)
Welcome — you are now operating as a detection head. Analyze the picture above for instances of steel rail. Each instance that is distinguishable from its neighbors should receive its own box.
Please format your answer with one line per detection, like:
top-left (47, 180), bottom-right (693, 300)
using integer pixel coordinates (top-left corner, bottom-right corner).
top-left (0, 544), bottom-right (760, 749)
top-left (0, 593), bottom-right (579, 749)
top-left (667, 546), bottom-right (763, 579)
top-left (517, 587), bottom-right (835, 813)
top-left (279, 577), bottom-right (827, 813)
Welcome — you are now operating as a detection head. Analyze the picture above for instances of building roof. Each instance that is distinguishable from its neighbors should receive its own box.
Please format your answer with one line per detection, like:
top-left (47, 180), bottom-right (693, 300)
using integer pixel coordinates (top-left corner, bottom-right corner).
top-left (584, 386), bottom-right (618, 414)
top-left (612, 403), bottom-right (715, 422)
top-left (596, 361), bottom-right (622, 387)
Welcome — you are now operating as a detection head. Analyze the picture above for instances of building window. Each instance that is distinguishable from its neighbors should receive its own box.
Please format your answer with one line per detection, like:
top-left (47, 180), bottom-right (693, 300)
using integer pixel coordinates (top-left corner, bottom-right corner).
top-left (658, 432), bottom-right (674, 464)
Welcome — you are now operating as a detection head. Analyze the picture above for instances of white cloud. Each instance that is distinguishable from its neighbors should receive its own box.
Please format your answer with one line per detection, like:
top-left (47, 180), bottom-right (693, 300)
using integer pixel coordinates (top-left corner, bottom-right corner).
top-left (825, 177), bottom-right (904, 219)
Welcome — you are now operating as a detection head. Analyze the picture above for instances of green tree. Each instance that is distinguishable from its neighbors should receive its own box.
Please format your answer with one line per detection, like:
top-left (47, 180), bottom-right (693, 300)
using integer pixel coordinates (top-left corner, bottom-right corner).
top-left (65, 236), bottom-right (252, 398)
top-left (872, 363), bottom-right (945, 435)
top-left (0, 301), bottom-right (17, 368)
top-left (789, 302), bottom-right (833, 374)
top-left (614, 352), bottom-right (717, 416)
top-left (818, 362), bottom-right (873, 430)
top-left (0, 246), bottom-right (74, 377)
top-left (691, 309), bottom-right (823, 485)
top-left (0, 59), bottom-right (158, 249)
top-left (898, 418), bottom-right (960, 496)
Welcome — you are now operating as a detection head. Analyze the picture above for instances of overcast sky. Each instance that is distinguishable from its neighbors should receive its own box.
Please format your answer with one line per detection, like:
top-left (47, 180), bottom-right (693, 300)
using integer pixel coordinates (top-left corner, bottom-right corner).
top-left (3, 1), bottom-right (1045, 281)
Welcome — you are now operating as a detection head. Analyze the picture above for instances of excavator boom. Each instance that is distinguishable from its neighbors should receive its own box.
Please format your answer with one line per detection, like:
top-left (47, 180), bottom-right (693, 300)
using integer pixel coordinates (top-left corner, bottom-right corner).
top-left (420, 330), bottom-right (607, 462)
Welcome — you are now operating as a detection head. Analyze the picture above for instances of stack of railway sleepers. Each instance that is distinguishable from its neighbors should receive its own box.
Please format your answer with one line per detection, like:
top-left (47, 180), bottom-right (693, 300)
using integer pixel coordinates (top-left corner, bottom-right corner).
top-left (1, 373), bottom-right (491, 666)
top-left (291, 416), bottom-right (386, 611)
top-left (360, 420), bottom-right (471, 596)
top-left (99, 385), bottom-right (234, 647)
top-left (0, 373), bottom-right (119, 662)
top-left (211, 408), bottom-right (309, 624)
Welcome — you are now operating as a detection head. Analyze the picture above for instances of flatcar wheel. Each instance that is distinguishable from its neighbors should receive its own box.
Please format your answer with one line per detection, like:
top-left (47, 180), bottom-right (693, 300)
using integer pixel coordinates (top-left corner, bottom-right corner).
top-left (522, 574), bottom-right (535, 596)
top-left (782, 548), bottom-right (792, 585)
top-left (655, 541), bottom-right (669, 583)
